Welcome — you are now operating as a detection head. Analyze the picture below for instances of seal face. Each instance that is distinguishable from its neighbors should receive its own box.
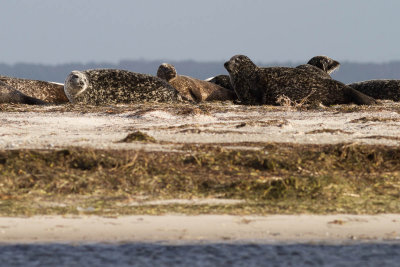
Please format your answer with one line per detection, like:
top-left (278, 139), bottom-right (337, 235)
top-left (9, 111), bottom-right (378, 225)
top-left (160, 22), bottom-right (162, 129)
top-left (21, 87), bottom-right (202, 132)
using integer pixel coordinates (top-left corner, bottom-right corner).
top-left (63, 71), bottom-right (90, 103)
top-left (0, 81), bottom-right (46, 105)
top-left (348, 80), bottom-right (400, 101)
top-left (64, 69), bottom-right (185, 104)
top-left (224, 55), bottom-right (376, 106)
top-left (0, 76), bottom-right (68, 104)
top-left (296, 56), bottom-right (340, 78)
top-left (157, 63), bottom-right (236, 102)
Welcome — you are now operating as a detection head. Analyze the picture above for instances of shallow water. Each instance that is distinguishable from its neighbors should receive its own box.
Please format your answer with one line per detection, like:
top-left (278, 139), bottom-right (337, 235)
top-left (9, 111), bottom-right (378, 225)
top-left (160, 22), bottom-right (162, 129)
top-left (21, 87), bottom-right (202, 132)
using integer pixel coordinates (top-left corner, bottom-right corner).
top-left (0, 242), bottom-right (399, 267)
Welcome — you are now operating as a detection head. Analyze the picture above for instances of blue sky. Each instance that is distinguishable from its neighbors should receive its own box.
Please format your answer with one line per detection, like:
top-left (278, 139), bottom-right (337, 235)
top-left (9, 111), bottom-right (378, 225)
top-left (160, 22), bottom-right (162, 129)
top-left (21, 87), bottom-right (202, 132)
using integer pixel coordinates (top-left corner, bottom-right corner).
top-left (1, 0), bottom-right (399, 64)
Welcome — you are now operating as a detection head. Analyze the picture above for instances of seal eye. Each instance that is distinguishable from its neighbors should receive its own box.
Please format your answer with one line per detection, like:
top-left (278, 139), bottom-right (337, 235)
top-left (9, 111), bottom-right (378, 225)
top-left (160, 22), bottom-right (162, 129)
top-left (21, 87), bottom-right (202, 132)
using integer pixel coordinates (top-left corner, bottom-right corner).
top-left (71, 75), bottom-right (79, 80)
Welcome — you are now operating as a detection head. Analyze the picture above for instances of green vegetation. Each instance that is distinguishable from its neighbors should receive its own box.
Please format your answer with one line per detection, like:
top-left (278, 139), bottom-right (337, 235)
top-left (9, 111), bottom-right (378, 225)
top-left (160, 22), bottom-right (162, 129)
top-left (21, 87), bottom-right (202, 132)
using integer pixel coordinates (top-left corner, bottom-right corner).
top-left (0, 143), bottom-right (399, 216)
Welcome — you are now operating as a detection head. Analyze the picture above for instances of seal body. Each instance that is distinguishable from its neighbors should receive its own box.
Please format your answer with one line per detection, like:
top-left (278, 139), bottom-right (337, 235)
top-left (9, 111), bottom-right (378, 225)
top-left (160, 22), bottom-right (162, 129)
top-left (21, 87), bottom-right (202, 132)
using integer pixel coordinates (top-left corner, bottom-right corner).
top-left (157, 63), bottom-right (236, 102)
top-left (0, 76), bottom-right (68, 104)
top-left (0, 81), bottom-right (46, 105)
top-left (64, 69), bottom-right (185, 104)
top-left (206, 56), bottom-right (339, 93)
top-left (224, 55), bottom-right (376, 106)
top-left (206, 75), bottom-right (234, 92)
top-left (296, 55), bottom-right (340, 78)
top-left (348, 80), bottom-right (400, 101)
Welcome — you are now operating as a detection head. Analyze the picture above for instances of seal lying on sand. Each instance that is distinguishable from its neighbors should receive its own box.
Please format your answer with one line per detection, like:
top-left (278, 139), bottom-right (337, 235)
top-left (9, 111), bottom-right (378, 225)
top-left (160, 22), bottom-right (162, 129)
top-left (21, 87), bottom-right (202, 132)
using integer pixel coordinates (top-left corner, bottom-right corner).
top-left (207, 55), bottom-right (340, 93)
top-left (347, 80), bottom-right (400, 101)
top-left (296, 55), bottom-right (340, 78)
top-left (157, 63), bottom-right (236, 102)
top-left (299, 58), bottom-right (400, 101)
top-left (64, 69), bottom-right (186, 104)
top-left (0, 76), bottom-right (68, 104)
top-left (224, 55), bottom-right (376, 106)
top-left (0, 81), bottom-right (46, 105)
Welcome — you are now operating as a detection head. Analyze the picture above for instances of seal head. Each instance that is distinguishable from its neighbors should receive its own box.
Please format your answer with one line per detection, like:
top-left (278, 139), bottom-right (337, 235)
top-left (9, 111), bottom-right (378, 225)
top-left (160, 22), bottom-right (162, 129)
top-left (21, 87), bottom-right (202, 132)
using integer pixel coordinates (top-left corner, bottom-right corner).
top-left (64, 71), bottom-right (89, 103)
top-left (296, 56), bottom-right (340, 79)
top-left (306, 55), bottom-right (340, 74)
top-left (156, 63), bottom-right (177, 82)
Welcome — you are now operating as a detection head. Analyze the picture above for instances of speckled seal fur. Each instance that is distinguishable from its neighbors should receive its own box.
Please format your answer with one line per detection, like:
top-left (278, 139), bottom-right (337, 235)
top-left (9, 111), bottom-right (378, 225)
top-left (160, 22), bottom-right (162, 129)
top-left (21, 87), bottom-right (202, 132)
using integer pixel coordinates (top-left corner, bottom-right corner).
top-left (0, 76), bottom-right (68, 104)
top-left (157, 63), bottom-right (236, 102)
top-left (206, 56), bottom-right (339, 93)
top-left (64, 69), bottom-right (185, 104)
top-left (224, 55), bottom-right (376, 106)
top-left (206, 75), bottom-right (235, 92)
top-left (347, 80), bottom-right (400, 101)
top-left (296, 56), bottom-right (340, 78)
top-left (0, 81), bottom-right (46, 105)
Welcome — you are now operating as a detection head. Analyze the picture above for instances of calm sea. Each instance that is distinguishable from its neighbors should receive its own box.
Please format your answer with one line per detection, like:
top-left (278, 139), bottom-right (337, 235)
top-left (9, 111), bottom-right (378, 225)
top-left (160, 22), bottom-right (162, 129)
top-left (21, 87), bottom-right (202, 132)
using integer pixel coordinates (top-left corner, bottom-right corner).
top-left (0, 242), bottom-right (399, 266)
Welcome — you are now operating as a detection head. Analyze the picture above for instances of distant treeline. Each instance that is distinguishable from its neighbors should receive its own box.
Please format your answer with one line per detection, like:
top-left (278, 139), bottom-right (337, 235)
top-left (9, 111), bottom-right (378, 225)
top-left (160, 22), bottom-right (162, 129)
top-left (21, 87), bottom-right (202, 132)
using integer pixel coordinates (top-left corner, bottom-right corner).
top-left (1, 60), bottom-right (400, 84)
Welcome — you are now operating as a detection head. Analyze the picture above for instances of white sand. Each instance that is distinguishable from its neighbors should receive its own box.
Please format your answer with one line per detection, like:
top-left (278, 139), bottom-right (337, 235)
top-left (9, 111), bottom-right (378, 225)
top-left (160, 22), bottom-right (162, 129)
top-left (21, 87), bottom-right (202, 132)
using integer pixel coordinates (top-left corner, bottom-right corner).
top-left (1, 103), bottom-right (400, 244)
top-left (0, 214), bottom-right (399, 244)
top-left (1, 103), bottom-right (400, 150)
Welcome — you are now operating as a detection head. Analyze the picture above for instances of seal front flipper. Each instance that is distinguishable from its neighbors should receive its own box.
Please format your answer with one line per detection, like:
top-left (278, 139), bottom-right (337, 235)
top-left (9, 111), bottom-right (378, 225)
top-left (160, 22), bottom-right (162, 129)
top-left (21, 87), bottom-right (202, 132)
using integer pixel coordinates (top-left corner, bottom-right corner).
top-left (345, 87), bottom-right (377, 105)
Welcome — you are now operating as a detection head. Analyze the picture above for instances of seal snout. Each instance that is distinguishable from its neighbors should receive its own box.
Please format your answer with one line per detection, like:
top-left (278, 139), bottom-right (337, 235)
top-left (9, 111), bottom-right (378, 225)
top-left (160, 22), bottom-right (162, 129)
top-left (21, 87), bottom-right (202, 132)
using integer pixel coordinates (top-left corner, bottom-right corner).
top-left (224, 61), bottom-right (230, 71)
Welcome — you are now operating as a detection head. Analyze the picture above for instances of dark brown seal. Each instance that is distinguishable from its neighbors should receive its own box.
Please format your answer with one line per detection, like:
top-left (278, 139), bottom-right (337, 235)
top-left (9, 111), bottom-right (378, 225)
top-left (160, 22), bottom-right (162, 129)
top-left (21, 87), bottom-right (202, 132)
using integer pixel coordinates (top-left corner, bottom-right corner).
top-left (157, 63), bottom-right (236, 102)
top-left (347, 80), bottom-right (400, 101)
top-left (206, 75), bottom-right (234, 92)
top-left (0, 76), bottom-right (68, 104)
top-left (0, 81), bottom-right (46, 105)
top-left (296, 55), bottom-right (340, 78)
top-left (206, 56), bottom-right (339, 93)
top-left (224, 55), bottom-right (376, 106)
top-left (64, 69), bottom-right (185, 104)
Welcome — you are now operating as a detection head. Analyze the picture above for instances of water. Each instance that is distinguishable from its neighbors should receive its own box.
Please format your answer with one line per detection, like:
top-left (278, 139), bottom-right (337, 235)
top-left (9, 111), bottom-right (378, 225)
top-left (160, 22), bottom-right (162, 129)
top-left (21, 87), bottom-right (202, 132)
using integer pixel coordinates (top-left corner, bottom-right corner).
top-left (0, 242), bottom-right (399, 267)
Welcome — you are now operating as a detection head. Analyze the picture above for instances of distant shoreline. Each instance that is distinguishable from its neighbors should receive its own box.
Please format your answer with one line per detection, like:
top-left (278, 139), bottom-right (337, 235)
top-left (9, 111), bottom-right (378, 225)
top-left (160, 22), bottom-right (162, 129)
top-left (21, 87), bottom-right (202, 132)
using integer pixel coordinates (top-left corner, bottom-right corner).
top-left (2, 60), bottom-right (400, 83)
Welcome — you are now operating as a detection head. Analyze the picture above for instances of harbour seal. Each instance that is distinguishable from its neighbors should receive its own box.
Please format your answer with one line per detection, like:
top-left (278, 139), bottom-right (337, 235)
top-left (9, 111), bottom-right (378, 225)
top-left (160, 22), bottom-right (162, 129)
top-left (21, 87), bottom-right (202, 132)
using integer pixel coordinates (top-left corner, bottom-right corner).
top-left (157, 63), bottom-right (236, 102)
top-left (206, 56), bottom-right (339, 93)
top-left (206, 75), bottom-right (235, 92)
top-left (0, 76), bottom-right (68, 104)
top-left (64, 69), bottom-right (185, 104)
top-left (347, 80), bottom-right (400, 101)
top-left (0, 81), bottom-right (46, 105)
top-left (296, 55), bottom-right (340, 78)
top-left (224, 55), bottom-right (376, 106)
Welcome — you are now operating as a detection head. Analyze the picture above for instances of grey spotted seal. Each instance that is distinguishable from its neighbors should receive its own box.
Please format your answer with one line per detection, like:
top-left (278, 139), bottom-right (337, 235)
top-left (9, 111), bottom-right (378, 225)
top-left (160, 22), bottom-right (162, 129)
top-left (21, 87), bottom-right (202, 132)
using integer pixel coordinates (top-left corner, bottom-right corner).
top-left (0, 76), bottom-right (68, 104)
top-left (206, 55), bottom-right (339, 93)
top-left (347, 80), bottom-right (400, 101)
top-left (224, 55), bottom-right (376, 106)
top-left (296, 55), bottom-right (340, 78)
top-left (157, 63), bottom-right (236, 102)
top-left (0, 81), bottom-right (46, 105)
top-left (64, 69), bottom-right (185, 104)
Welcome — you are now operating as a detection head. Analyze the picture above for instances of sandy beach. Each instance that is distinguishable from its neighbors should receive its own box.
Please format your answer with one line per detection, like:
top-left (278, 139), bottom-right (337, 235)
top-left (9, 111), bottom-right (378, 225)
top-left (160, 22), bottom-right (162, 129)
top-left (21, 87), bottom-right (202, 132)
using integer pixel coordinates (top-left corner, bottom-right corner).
top-left (1, 102), bottom-right (400, 150)
top-left (0, 214), bottom-right (398, 244)
top-left (1, 102), bottom-right (400, 244)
